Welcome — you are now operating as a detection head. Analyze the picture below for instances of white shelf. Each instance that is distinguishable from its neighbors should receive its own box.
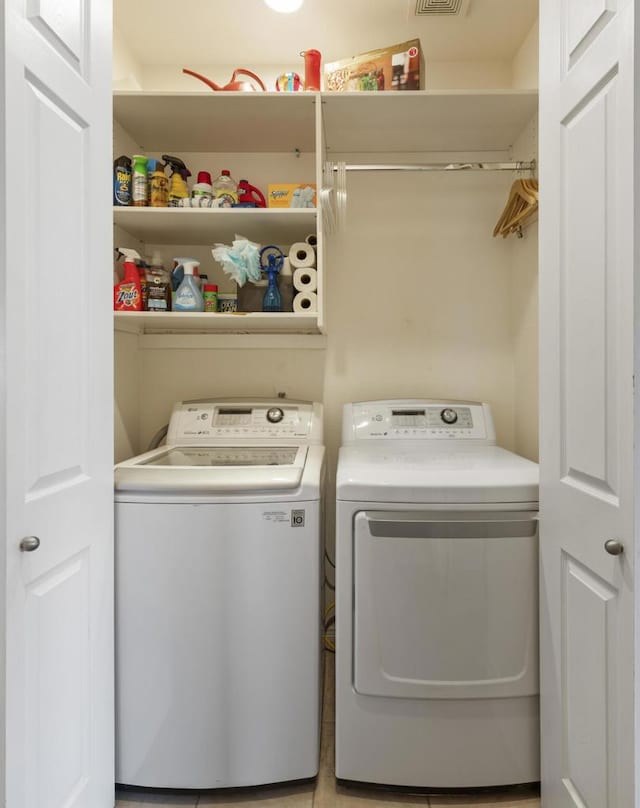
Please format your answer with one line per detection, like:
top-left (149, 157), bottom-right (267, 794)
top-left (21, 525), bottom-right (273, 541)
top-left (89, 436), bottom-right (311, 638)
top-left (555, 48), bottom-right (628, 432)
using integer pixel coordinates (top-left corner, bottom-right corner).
top-left (114, 311), bottom-right (320, 335)
top-left (113, 206), bottom-right (317, 246)
top-left (113, 91), bottom-right (318, 153)
top-left (113, 88), bottom-right (538, 338)
top-left (321, 90), bottom-right (538, 153)
top-left (114, 89), bottom-right (538, 156)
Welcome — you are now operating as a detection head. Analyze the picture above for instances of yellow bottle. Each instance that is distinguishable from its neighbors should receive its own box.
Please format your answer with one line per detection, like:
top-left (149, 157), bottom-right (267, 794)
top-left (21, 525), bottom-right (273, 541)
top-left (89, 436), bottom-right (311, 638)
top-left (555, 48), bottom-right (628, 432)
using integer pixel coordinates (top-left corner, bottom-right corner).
top-left (150, 162), bottom-right (169, 207)
top-left (163, 154), bottom-right (191, 207)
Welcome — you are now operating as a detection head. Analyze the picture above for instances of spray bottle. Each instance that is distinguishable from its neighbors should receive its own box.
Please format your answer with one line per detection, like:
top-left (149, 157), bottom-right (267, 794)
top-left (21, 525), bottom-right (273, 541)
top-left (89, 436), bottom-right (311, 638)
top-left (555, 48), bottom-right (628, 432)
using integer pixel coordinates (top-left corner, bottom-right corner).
top-left (114, 248), bottom-right (143, 311)
top-left (260, 246), bottom-right (284, 312)
top-left (149, 160), bottom-right (169, 207)
top-left (163, 155), bottom-right (192, 206)
top-left (131, 155), bottom-right (148, 207)
top-left (173, 258), bottom-right (204, 312)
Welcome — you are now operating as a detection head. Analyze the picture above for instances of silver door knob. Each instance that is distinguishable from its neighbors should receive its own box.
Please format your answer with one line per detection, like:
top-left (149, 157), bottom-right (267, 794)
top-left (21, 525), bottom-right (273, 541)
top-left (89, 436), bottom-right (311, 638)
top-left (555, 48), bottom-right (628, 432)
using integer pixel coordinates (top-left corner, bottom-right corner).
top-left (604, 539), bottom-right (624, 556)
top-left (19, 536), bottom-right (40, 552)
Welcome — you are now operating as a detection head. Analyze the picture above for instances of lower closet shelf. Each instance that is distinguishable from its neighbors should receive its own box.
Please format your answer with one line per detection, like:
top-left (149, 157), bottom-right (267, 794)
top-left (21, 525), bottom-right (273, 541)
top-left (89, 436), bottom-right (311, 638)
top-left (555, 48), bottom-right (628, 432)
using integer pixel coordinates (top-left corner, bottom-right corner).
top-left (114, 310), bottom-right (321, 335)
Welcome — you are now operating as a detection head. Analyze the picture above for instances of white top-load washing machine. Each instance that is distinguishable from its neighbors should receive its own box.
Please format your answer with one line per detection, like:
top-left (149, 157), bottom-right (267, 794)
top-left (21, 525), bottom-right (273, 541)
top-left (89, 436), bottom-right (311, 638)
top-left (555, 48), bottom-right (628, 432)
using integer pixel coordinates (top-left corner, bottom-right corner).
top-left (335, 400), bottom-right (539, 789)
top-left (114, 398), bottom-right (324, 789)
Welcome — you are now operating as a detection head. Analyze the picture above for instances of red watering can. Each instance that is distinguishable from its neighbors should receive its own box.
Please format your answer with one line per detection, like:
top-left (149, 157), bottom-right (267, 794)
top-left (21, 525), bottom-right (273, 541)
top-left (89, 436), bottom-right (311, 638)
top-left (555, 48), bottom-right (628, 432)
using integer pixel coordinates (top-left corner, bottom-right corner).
top-left (183, 67), bottom-right (266, 92)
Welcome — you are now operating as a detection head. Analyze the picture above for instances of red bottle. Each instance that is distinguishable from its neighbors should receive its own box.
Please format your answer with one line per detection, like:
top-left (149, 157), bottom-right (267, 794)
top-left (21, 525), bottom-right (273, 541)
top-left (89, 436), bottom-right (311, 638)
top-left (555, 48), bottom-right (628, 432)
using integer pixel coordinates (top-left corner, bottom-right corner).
top-left (300, 49), bottom-right (321, 91)
top-left (114, 252), bottom-right (143, 311)
top-left (237, 179), bottom-right (266, 208)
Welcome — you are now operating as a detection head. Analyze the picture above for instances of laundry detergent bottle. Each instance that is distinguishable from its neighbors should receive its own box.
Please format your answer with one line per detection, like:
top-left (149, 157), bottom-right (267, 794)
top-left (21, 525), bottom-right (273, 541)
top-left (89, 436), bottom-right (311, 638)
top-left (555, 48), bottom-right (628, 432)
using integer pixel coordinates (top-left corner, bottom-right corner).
top-left (114, 248), bottom-right (143, 311)
top-left (173, 258), bottom-right (204, 311)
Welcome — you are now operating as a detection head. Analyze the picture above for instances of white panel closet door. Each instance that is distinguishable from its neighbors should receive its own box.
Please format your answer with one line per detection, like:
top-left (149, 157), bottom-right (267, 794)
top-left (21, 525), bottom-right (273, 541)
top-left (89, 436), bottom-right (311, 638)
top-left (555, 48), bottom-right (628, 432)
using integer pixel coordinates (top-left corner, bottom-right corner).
top-left (539, 0), bottom-right (636, 806)
top-left (2, 0), bottom-right (113, 806)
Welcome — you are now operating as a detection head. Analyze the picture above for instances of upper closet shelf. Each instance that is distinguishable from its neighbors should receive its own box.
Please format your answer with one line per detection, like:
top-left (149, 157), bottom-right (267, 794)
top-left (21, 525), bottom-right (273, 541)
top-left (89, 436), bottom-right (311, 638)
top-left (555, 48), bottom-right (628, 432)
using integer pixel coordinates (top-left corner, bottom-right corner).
top-left (113, 90), bottom-right (538, 156)
top-left (113, 207), bottom-right (317, 246)
top-left (321, 90), bottom-right (538, 154)
top-left (113, 91), bottom-right (317, 153)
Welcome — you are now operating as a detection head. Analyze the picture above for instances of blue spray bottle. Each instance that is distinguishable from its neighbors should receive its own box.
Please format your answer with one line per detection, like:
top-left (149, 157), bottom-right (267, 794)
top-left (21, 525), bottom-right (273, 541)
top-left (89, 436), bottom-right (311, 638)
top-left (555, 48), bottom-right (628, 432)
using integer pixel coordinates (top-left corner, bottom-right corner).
top-left (173, 258), bottom-right (204, 312)
top-left (260, 246), bottom-right (285, 312)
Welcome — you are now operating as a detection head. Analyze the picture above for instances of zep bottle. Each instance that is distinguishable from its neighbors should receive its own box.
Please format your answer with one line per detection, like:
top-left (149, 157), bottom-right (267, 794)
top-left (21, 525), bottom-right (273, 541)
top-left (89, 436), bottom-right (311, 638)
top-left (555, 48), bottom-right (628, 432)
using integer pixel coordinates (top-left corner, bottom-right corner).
top-left (131, 154), bottom-right (148, 207)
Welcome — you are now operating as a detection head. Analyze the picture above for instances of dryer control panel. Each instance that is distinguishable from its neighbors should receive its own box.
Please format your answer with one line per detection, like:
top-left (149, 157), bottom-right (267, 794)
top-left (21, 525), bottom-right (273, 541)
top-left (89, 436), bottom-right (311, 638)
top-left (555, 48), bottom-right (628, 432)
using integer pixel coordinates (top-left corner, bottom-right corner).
top-left (342, 400), bottom-right (496, 443)
top-left (167, 399), bottom-right (323, 445)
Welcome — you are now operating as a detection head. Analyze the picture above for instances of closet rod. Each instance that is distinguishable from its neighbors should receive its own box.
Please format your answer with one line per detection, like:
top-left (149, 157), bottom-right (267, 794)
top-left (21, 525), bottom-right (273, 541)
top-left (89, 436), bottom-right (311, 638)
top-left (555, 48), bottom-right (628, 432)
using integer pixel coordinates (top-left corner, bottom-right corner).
top-left (330, 161), bottom-right (535, 173)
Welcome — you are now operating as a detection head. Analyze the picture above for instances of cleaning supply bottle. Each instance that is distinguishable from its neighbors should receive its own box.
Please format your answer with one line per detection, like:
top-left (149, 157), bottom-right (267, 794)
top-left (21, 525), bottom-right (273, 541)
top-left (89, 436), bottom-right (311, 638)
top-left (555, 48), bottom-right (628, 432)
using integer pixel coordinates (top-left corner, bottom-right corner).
top-left (236, 179), bottom-right (266, 208)
top-left (131, 155), bottom-right (148, 207)
top-left (192, 171), bottom-right (213, 204)
top-left (114, 248), bottom-right (143, 311)
top-left (146, 158), bottom-right (157, 205)
top-left (203, 284), bottom-right (219, 312)
top-left (145, 252), bottom-right (171, 312)
top-left (212, 169), bottom-right (238, 207)
top-left (113, 155), bottom-right (132, 206)
top-left (260, 246), bottom-right (283, 312)
top-left (149, 160), bottom-right (169, 207)
top-left (173, 258), bottom-right (204, 311)
top-left (163, 155), bottom-right (191, 207)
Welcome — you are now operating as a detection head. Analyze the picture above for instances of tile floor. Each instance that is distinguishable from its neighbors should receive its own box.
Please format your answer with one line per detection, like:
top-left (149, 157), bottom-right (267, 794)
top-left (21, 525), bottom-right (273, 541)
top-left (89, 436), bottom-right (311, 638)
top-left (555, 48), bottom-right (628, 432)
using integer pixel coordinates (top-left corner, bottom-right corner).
top-left (116, 654), bottom-right (540, 808)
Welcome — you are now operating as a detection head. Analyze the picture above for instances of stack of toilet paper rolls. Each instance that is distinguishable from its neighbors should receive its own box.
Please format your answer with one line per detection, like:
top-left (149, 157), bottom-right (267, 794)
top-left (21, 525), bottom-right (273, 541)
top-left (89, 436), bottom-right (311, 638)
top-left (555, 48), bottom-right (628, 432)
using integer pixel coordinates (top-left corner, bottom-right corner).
top-left (290, 235), bottom-right (318, 313)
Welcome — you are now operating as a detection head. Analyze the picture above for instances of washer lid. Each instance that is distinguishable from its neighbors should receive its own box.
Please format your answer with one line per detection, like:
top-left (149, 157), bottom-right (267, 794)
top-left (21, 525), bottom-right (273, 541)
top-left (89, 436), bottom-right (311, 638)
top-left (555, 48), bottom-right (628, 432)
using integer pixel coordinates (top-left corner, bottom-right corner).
top-left (336, 445), bottom-right (539, 503)
top-left (115, 445), bottom-right (308, 493)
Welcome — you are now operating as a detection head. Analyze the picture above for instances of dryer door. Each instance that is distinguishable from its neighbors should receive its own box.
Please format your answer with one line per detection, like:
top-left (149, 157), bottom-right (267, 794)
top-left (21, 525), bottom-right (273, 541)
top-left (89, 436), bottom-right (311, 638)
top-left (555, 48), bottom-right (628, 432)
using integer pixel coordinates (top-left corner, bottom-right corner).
top-left (353, 510), bottom-right (538, 700)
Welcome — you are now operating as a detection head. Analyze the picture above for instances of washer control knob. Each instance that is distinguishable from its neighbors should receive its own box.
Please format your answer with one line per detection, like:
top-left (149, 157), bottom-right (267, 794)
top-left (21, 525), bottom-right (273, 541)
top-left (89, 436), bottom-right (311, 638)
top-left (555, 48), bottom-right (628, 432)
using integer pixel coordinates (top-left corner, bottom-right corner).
top-left (441, 408), bottom-right (458, 425)
top-left (266, 407), bottom-right (284, 424)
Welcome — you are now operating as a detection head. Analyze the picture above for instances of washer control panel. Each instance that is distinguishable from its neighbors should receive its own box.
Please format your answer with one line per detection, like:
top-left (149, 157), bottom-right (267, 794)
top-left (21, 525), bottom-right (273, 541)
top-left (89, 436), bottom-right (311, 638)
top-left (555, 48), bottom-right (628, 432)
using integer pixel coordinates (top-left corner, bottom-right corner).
top-left (167, 399), bottom-right (322, 445)
top-left (343, 400), bottom-right (495, 442)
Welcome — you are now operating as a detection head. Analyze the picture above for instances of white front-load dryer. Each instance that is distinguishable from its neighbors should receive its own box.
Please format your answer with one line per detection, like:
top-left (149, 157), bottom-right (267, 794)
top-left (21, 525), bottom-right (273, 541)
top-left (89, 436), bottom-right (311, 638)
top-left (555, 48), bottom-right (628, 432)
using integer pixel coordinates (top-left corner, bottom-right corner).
top-left (114, 399), bottom-right (324, 789)
top-left (335, 400), bottom-right (539, 789)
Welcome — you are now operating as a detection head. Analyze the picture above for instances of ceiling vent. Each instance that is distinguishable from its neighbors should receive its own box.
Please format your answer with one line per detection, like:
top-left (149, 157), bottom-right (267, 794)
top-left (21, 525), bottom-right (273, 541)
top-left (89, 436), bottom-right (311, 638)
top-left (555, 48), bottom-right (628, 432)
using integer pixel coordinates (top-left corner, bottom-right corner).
top-left (415, 0), bottom-right (470, 16)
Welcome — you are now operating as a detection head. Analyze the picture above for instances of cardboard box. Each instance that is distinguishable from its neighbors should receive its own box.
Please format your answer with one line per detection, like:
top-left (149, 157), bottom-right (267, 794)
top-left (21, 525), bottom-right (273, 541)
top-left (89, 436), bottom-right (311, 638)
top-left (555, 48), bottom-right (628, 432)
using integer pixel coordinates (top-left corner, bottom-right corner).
top-left (324, 39), bottom-right (424, 92)
top-left (267, 183), bottom-right (317, 208)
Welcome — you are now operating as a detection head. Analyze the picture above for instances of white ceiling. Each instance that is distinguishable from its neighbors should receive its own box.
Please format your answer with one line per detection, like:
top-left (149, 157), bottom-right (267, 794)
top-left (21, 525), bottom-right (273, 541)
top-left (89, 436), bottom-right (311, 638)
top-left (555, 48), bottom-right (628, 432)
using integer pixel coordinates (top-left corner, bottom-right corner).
top-left (114, 0), bottom-right (538, 67)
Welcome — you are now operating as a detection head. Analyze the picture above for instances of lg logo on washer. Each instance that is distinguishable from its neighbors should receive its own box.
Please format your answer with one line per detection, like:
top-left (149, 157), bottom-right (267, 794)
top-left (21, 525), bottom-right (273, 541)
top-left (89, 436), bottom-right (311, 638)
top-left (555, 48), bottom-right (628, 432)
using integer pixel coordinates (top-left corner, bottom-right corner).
top-left (291, 510), bottom-right (306, 527)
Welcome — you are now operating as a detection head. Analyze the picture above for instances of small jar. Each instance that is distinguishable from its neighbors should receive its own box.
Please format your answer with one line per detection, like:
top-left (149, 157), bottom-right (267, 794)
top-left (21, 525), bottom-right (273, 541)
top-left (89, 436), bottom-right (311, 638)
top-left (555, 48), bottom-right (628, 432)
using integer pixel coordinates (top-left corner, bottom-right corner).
top-left (217, 293), bottom-right (238, 313)
top-left (203, 284), bottom-right (219, 312)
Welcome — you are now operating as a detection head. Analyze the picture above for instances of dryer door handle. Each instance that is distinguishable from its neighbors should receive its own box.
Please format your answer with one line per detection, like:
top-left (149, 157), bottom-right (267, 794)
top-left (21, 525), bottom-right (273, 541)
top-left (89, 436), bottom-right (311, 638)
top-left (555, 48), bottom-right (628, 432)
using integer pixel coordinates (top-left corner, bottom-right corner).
top-left (364, 512), bottom-right (538, 540)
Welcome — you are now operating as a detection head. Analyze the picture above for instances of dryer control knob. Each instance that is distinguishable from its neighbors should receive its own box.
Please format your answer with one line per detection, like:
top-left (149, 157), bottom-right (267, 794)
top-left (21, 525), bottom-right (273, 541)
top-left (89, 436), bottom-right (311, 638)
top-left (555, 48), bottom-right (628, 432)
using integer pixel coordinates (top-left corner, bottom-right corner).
top-left (266, 407), bottom-right (284, 423)
top-left (441, 408), bottom-right (458, 425)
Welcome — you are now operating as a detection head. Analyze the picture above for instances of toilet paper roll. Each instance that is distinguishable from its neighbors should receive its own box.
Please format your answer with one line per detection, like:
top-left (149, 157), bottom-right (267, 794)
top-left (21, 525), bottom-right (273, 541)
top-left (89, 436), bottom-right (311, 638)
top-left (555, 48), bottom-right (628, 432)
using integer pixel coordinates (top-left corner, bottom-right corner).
top-left (293, 291), bottom-right (318, 313)
top-left (293, 267), bottom-right (318, 293)
top-left (289, 242), bottom-right (315, 269)
top-left (304, 233), bottom-right (318, 248)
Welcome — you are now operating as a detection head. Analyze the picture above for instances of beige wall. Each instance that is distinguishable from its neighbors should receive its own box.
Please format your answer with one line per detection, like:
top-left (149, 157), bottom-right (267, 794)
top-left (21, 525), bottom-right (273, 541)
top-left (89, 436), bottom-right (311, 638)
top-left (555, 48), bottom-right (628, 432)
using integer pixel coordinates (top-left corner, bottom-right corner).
top-left (509, 113), bottom-right (539, 461)
top-left (112, 17), bottom-right (540, 465)
top-left (114, 330), bottom-right (140, 462)
top-left (114, 158), bottom-right (538, 462)
top-left (134, 60), bottom-right (515, 92)
top-left (426, 60), bottom-right (512, 89)
top-left (512, 20), bottom-right (539, 89)
top-left (128, 170), bottom-right (518, 453)
top-left (113, 26), bottom-right (142, 90)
